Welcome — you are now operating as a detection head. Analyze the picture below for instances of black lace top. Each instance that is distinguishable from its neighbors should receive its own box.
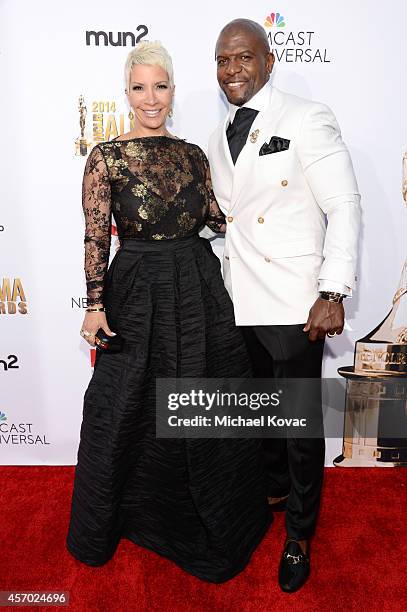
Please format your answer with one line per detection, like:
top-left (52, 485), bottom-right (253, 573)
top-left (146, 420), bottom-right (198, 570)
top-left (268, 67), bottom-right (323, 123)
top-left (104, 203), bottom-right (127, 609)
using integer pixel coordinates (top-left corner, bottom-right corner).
top-left (82, 136), bottom-right (226, 306)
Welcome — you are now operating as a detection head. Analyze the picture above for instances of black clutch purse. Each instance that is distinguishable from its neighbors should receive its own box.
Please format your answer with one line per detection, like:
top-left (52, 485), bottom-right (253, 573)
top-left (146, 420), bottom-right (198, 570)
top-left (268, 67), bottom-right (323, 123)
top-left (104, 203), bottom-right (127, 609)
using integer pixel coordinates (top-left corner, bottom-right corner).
top-left (95, 328), bottom-right (124, 353)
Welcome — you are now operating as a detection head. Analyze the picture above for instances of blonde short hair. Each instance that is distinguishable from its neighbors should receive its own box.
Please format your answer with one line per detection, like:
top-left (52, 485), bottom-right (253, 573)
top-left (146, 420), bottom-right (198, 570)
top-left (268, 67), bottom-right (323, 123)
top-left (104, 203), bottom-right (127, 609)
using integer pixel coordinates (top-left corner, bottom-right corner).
top-left (124, 40), bottom-right (174, 90)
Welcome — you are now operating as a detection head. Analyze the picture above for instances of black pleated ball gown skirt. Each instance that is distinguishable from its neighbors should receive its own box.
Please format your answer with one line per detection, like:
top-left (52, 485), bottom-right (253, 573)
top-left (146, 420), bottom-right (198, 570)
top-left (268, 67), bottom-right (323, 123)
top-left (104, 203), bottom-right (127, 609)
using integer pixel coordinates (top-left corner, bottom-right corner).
top-left (66, 235), bottom-right (272, 583)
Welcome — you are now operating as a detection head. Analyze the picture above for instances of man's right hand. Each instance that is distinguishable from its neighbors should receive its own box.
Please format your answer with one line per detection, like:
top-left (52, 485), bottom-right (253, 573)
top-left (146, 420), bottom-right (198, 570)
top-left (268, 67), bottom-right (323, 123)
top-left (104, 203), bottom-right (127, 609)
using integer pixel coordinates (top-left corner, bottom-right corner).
top-left (303, 298), bottom-right (344, 342)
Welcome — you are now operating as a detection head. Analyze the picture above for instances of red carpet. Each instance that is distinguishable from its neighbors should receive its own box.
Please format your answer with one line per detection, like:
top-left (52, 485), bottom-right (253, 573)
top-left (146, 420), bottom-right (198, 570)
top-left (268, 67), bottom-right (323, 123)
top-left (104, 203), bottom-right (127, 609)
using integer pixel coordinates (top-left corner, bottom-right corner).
top-left (1, 467), bottom-right (406, 612)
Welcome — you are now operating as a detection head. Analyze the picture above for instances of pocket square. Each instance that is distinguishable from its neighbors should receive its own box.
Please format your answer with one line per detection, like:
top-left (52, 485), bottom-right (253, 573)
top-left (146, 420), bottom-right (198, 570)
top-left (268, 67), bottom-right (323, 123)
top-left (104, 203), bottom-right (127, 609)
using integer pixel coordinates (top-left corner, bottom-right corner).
top-left (259, 136), bottom-right (290, 156)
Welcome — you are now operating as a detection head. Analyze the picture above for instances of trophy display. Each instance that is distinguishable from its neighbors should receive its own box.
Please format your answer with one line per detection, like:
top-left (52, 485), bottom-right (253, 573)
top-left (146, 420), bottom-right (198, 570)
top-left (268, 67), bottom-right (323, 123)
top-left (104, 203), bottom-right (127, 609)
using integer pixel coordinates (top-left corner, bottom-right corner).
top-left (334, 153), bottom-right (407, 467)
top-left (75, 95), bottom-right (90, 156)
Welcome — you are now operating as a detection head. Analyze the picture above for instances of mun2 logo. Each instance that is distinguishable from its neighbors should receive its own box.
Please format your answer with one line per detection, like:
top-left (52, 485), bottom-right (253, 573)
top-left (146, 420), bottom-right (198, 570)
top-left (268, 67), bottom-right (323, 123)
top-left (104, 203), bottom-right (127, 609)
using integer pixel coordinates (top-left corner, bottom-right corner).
top-left (86, 27), bottom-right (148, 47)
top-left (264, 12), bottom-right (285, 28)
top-left (0, 412), bottom-right (7, 422)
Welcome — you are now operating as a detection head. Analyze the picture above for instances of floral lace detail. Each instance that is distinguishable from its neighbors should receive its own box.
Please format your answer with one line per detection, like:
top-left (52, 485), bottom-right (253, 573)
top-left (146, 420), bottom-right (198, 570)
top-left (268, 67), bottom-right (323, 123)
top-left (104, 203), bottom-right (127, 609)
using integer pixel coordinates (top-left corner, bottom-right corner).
top-left (81, 137), bottom-right (225, 306)
top-left (82, 146), bottom-right (112, 306)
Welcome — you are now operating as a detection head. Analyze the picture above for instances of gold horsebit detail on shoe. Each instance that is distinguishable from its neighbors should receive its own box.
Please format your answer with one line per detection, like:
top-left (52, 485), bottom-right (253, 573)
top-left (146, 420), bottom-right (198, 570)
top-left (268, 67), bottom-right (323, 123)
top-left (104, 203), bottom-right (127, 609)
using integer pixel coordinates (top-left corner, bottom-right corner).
top-left (284, 552), bottom-right (308, 565)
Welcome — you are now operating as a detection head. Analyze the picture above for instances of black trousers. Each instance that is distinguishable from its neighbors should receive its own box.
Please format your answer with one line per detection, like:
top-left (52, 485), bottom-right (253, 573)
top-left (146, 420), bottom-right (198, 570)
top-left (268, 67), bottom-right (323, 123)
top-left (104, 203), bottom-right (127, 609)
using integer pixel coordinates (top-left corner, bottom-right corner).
top-left (240, 324), bottom-right (325, 540)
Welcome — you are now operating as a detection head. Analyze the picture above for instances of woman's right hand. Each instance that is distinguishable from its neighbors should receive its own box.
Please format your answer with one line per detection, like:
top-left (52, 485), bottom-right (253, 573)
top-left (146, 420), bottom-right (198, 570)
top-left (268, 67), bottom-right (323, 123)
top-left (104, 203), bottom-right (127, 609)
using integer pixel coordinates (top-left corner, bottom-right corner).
top-left (80, 308), bottom-right (116, 347)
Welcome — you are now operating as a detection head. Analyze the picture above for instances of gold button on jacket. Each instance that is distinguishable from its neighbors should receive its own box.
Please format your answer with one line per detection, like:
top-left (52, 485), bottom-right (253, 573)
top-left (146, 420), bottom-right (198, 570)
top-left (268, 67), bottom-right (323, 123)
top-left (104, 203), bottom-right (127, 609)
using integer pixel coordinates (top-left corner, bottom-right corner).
top-left (227, 216), bottom-right (234, 222)
top-left (281, 180), bottom-right (288, 187)
top-left (258, 217), bottom-right (264, 224)
top-left (264, 256), bottom-right (271, 263)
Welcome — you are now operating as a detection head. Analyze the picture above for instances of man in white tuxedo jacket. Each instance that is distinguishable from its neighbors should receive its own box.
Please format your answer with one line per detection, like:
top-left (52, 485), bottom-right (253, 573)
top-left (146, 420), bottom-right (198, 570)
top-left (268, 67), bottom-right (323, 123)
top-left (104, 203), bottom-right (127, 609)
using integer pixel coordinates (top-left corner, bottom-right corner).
top-left (208, 19), bottom-right (361, 593)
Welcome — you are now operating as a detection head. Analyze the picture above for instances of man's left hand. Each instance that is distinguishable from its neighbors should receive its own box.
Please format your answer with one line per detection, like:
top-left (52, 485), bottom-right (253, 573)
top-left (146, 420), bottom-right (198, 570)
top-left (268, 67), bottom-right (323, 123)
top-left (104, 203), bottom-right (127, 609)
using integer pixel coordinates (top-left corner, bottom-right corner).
top-left (303, 298), bottom-right (344, 342)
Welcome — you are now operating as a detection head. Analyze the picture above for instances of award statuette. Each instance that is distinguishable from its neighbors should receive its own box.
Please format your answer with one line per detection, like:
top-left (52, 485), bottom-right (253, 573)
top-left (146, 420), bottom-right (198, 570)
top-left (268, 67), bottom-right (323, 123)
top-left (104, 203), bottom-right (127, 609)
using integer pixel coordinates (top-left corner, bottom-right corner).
top-left (334, 153), bottom-right (407, 467)
top-left (75, 95), bottom-right (90, 156)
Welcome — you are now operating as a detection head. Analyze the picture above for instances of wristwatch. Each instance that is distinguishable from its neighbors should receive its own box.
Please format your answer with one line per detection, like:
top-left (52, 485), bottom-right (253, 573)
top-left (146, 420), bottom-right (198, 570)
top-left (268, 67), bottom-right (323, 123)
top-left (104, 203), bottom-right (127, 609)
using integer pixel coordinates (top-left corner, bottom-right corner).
top-left (319, 291), bottom-right (346, 304)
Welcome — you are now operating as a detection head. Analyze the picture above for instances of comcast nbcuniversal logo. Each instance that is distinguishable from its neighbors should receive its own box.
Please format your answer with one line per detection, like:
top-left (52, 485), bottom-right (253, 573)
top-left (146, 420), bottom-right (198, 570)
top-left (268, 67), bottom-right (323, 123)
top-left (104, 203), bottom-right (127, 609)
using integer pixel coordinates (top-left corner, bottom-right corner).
top-left (263, 9), bottom-right (331, 63)
top-left (0, 413), bottom-right (50, 446)
top-left (264, 12), bottom-right (285, 28)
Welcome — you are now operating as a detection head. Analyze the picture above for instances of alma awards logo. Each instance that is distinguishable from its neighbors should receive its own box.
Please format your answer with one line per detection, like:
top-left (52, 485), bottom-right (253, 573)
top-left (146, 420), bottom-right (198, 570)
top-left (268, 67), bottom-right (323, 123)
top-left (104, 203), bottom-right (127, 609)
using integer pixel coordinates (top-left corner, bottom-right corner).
top-left (0, 278), bottom-right (28, 315)
top-left (75, 95), bottom-right (134, 157)
top-left (263, 10), bottom-right (331, 63)
top-left (75, 97), bottom-right (127, 237)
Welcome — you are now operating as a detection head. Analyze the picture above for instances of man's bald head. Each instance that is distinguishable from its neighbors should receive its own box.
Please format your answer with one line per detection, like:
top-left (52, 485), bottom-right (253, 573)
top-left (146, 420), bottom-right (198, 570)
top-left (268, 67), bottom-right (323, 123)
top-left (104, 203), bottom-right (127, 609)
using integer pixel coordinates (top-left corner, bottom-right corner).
top-left (216, 18), bottom-right (270, 56)
top-left (215, 18), bottom-right (274, 106)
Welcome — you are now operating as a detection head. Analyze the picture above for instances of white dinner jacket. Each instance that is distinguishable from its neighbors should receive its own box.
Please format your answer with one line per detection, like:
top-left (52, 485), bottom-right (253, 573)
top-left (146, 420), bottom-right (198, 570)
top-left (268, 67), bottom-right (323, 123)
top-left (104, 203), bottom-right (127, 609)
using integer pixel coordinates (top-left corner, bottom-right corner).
top-left (208, 85), bottom-right (361, 326)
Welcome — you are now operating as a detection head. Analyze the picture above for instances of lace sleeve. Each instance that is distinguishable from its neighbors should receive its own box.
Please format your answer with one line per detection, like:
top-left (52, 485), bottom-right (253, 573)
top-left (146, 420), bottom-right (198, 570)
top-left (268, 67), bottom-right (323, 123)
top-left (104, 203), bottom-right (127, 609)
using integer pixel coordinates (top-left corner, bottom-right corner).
top-left (200, 149), bottom-right (226, 233)
top-left (82, 145), bottom-right (112, 306)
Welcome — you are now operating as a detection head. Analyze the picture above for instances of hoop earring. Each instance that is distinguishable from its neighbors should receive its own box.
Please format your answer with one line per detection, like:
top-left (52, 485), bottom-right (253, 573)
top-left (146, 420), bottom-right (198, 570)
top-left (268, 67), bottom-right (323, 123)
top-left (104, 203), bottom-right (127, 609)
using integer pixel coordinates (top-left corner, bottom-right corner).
top-left (168, 108), bottom-right (173, 119)
top-left (128, 110), bottom-right (134, 121)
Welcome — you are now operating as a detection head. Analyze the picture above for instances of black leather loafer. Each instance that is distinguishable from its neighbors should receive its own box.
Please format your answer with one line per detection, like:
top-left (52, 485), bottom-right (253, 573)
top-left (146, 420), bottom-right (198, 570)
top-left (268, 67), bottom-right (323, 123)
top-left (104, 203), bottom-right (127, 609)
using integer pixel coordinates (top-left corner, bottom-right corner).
top-left (278, 539), bottom-right (310, 593)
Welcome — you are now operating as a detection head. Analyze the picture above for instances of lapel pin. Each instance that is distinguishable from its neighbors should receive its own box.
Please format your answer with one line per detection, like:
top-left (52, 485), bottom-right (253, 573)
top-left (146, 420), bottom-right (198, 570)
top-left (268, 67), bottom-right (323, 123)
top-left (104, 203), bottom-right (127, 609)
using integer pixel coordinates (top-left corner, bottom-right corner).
top-left (249, 129), bottom-right (260, 144)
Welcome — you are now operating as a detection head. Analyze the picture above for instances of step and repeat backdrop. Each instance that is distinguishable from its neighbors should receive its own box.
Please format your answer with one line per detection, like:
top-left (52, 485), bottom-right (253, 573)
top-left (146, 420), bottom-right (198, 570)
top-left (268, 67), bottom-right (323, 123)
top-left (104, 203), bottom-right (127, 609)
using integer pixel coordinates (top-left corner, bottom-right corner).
top-left (1, 0), bottom-right (406, 464)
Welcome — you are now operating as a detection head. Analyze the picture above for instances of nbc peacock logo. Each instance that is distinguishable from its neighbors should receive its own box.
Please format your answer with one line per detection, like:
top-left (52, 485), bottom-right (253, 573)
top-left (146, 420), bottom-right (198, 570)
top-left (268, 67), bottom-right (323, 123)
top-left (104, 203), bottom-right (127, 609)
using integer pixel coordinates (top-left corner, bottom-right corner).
top-left (264, 12), bottom-right (285, 28)
top-left (0, 412), bottom-right (7, 422)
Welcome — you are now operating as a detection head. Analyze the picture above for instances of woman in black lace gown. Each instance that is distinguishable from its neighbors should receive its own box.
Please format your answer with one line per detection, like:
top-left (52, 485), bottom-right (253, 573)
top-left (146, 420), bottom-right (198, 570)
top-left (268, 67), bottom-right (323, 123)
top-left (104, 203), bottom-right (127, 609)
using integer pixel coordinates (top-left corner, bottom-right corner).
top-left (66, 41), bottom-right (272, 582)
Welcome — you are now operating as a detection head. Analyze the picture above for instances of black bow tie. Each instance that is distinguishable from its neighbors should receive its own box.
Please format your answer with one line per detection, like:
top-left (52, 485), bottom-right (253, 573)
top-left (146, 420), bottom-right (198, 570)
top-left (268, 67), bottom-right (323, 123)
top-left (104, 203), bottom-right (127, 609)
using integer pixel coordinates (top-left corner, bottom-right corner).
top-left (226, 107), bottom-right (259, 164)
